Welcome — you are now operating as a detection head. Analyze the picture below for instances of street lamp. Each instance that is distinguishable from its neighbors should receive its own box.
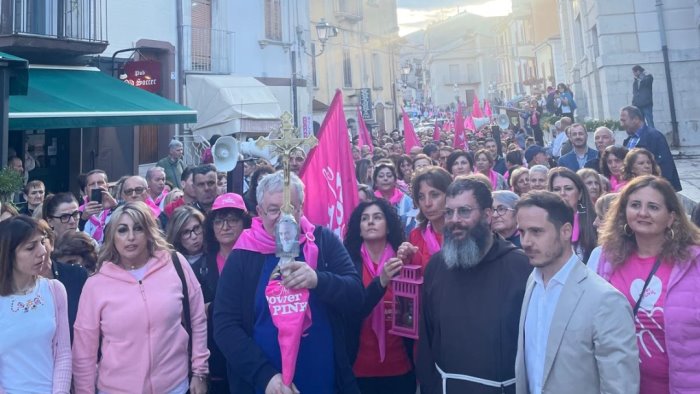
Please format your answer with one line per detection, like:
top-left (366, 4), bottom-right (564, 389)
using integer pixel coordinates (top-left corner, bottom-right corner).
top-left (298, 19), bottom-right (338, 58)
top-left (401, 63), bottom-right (411, 86)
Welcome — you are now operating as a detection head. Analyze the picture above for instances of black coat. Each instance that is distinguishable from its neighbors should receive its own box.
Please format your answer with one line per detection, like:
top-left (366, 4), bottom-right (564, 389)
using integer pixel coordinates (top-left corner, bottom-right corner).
top-left (213, 226), bottom-right (364, 394)
top-left (624, 125), bottom-right (681, 191)
top-left (632, 73), bottom-right (654, 108)
top-left (52, 260), bottom-right (88, 342)
top-left (417, 235), bottom-right (532, 394)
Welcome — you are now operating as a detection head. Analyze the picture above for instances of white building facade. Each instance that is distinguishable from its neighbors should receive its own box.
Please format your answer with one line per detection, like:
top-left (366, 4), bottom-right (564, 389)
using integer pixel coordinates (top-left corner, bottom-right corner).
top-left (557, 0), bottom-right (700, 146)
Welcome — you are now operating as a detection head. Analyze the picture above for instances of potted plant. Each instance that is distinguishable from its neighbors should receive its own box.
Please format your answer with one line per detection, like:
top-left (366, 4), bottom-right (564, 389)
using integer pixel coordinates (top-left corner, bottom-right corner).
top-left (0, 167), bottom-right (23, 204)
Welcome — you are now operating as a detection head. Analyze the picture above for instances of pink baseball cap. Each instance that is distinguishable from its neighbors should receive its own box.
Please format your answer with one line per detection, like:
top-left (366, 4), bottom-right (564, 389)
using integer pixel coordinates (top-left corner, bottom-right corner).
top-left (211, 193), bottom-right (246, 212)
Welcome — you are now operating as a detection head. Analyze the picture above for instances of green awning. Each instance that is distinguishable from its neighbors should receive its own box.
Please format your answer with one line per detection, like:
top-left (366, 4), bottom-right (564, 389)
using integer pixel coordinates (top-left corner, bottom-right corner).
top-left (0, 51), bottom-right (29, 95)
top-left (8, 66), bottom-right (196, 130)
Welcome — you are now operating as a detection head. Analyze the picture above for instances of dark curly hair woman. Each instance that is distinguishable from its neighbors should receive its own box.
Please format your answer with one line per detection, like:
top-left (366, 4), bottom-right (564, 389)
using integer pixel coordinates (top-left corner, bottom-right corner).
top-left (343, 198), bottom-right (415, 394)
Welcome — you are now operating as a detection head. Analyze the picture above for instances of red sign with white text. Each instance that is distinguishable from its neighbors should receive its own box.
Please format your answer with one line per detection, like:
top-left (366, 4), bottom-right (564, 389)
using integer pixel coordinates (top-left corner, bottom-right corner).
top-left (123, 61), bottom-right (161, 93)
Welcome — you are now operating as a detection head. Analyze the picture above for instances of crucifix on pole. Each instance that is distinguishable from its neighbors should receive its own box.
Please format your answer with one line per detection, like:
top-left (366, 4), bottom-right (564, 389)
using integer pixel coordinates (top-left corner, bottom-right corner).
top-left (255, 111), bottom-right (318, 259)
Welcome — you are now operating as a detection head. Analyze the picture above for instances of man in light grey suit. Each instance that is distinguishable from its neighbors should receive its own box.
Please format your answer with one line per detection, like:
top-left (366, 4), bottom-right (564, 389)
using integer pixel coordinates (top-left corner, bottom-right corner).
top-left (514, 192), bottom-right (639, 394)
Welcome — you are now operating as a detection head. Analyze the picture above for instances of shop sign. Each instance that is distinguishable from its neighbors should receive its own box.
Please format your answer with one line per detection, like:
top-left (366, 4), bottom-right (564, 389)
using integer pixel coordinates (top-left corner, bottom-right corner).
top-left (123, 61), bottom-right (161, 93)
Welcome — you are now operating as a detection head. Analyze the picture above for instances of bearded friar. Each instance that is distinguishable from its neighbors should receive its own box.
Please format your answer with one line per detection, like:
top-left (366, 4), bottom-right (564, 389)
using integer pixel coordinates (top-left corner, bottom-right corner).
top-left (416, 178), bottom-right (532, 394)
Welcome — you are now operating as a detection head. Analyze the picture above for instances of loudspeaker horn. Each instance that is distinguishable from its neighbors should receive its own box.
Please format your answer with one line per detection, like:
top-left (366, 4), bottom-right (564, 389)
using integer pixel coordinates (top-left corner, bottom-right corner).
top-left (212, 136), bottom-right (240, 172)
top-left (497, 114), bottom-right (511, 130)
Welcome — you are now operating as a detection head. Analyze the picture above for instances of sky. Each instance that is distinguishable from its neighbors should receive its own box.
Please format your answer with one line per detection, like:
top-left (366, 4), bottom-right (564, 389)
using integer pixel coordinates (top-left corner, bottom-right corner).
top-left (397, 0), bottom-right (512, 36)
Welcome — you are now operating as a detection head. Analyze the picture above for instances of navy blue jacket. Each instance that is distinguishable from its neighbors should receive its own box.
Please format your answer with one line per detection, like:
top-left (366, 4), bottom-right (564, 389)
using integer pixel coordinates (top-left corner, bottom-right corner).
top-left (213, 226), bottom-right (364, 394)
top-left (557, 147), bottom-right (598, 172)
top-left (624, 126), bottom-right (681, 191)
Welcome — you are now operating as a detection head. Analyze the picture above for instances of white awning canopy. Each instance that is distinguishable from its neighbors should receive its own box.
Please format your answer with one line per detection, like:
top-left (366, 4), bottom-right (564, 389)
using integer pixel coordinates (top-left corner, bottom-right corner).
top-left (186, 75), bottom-right (281, 139)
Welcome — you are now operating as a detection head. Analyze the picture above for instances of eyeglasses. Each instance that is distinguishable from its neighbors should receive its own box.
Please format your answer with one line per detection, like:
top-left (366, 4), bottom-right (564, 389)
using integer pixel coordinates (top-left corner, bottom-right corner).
top-left (182, 224), bottom-right (203, 239)
top-left (123, 187), bottom-right (146, 196)
top-left (213, 217), bottom-right (240, 229)
top-left (263, 206), bottom-right (300, 218)
top-left (50, 211), bottom-right (80, 223)
top-left (444, 206), bottom-right (477, 220)
top-left (492, 206), bottom-right (514, 217)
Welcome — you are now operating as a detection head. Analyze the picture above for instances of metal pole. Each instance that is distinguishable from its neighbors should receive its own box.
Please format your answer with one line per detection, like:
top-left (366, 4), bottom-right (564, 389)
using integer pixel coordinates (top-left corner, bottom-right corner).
top-left (655, 0), bottom-right (680, 147)
top-left (291, 50), bottom-right (299, 127)
top-left (0, 68), bottom-right (8, 168)
top-left (176, 0), bottom-right (185, 135)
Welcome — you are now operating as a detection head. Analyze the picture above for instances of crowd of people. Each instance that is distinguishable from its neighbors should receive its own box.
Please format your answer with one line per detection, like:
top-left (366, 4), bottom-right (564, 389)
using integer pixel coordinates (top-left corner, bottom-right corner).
top-left (1, 96), bottom-right (699, 394)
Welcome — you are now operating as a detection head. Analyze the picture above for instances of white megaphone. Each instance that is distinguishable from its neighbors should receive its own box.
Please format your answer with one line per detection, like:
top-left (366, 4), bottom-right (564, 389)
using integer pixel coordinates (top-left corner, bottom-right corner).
top-left (497, 113), bottom-right (511, 130)
top-left (212, 136), bottom-right (240, 172)
top-left (473, 117), bottom-right (490, 131)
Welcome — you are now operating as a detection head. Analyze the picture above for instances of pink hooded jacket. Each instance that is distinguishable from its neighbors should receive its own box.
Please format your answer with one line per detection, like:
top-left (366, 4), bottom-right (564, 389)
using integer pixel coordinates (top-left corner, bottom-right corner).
top-left (597, 246), bottom-right (700, 393)
top-left (72, 250), bottom-right (209, 394)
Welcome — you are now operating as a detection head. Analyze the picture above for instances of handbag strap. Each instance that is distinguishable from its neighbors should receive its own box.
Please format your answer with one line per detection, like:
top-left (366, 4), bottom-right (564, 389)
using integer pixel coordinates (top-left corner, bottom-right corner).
top-left (632, 257), bottom-right (663, 316)
top-left (172, 251), bottom-right (193, 375)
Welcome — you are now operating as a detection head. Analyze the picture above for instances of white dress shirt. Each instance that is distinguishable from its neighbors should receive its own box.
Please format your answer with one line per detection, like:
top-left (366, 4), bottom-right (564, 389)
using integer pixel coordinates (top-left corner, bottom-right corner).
top-left (551, 131), bottom-right (568, 157)
top-left (524, 252), bottom-right (579, 394)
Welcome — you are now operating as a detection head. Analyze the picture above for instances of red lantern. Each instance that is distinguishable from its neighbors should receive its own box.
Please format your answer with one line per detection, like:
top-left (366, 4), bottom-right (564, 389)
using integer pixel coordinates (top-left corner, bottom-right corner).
top-left (389, 264), bottom-right (423, 339)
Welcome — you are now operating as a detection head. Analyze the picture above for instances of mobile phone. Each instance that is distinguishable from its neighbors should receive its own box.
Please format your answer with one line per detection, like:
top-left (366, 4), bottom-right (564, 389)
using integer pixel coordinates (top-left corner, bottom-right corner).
top-left (90, 188), bottom-right (103, 204)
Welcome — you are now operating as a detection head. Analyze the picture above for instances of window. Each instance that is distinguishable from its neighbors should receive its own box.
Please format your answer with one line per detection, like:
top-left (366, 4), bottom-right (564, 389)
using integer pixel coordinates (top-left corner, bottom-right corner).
top-left (343, 49), bottom-right (353, 88)
top-left (372, 53), bottom-right (383, 89)
top-left (191, 0), bottom-right (212, 71)
top-left (449, 64), bottom-right (460, 83)
top-left (265, 0), bottom-right (282, 41)
top-left (465, 63), bottom-right (476, 83)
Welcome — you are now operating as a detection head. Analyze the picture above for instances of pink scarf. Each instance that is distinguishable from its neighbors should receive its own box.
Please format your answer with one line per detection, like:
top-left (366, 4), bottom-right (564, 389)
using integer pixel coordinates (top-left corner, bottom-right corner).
top-left (610, 175), bottom-right (626, 192)
top-left (152, 189), bottom-right (168, 206)
top-left (235, 216), bottom-right (318, 386)
top-left (488, 169), bottom-right (499, 190)
top-left (144, 197), bottom-right (162, 218)
top-left (79, 202), bottom-right (109, 242)
top-left (360, 243), bottom-right (395, 362)
top-left (374, 187), bottom-right (403, 206)
top-left (572, 211), bottom-right (580, 243)
top-left (234, 216), bottom-right (319, 269)
top-left (421, 223), bottom-right (441, 255)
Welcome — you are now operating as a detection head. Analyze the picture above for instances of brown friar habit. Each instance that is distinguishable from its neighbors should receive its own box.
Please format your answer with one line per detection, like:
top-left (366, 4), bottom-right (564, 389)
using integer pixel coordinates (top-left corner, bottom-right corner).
top-left (417, 234), bottom-right (532, 394)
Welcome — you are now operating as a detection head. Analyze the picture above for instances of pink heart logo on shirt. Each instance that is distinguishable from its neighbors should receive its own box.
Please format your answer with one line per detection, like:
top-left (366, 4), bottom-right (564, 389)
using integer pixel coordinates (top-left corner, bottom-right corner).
top-left (630, 276), bottom-right (662, 311)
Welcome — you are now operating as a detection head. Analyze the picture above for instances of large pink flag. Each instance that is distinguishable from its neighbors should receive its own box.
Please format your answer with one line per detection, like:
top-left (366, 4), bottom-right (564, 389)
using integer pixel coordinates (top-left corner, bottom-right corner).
top-left (483, 99), bottom-right (493, 117)
top-left (454, 101), bottom-right (466, 150)
top-left (402, 108), bottom-right (421, 153)
top-left (433, 124), bottom-right (440, 141)
top-left (472, 94), bottom-right (484, 118)
top-left (356, 107), bottom-right (374, 153)
top-left (301, 90), bottom-right (359, 238)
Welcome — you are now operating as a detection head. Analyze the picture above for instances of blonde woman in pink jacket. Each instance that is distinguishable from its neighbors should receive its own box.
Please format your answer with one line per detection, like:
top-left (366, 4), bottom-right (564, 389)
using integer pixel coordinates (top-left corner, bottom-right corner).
top-left (0, 216), bottom-right (71, 394)
top-left (72, 202), bottom-right (209, 394)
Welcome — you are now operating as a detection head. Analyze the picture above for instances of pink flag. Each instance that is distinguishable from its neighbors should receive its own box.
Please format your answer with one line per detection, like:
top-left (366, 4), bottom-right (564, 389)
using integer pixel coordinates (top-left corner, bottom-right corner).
top-left (454, 101), bottom-right (466, 150)
top-left (356, 107), bottom-right (374, 153)
top-left (402, 108), bottom-right (421, 154)
top-left (300, 90), bottom-right (359, 238)
top-left (464, 115), bottom-right (476, 132)
top-left (472, 94), bottom-right (484, 118)
top-left (483, 99), bottom-right (493, 117)
top-left (433, 124), bottom-right (440, 141)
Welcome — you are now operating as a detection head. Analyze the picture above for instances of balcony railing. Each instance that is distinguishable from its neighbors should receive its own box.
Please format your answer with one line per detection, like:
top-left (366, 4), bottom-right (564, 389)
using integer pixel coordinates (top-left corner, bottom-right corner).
top-left (181, 25), bottom-right (233, 74)
top-left (0, 0), bottom-right (107, 43)
top-left (334, 0), bottom-right (362, 22)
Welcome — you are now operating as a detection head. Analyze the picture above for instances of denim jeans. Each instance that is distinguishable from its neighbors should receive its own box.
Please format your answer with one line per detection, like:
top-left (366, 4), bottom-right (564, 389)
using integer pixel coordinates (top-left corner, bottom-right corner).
top-left (639, 105), bottom-right (654, 128)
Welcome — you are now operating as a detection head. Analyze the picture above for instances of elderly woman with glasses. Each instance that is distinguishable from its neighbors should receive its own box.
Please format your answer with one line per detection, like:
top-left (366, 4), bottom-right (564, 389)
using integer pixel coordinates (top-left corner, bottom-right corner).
top-left (200, 193), bottom-right (251, 392)
top-left (491, 191), bottom-right (521, 248)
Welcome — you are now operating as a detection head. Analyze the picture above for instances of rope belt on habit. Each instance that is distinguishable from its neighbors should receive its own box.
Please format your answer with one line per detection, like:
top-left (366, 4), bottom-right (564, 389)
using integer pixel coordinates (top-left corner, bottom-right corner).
top-left (435, 363), bottom-right (516, 393)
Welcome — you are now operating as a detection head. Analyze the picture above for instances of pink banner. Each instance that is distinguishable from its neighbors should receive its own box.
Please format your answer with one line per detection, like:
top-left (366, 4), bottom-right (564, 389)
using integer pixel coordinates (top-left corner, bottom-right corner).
top-left (433, 124), bottom-right (440, 141)
top-left (464, 115), bottom-right (476, 132)
top-left (356, 107), bottom-right (374, 153)
top-left (402, 108), bottom-right (421, 154)
top-left (300, 90), bottom-right (359, 238)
